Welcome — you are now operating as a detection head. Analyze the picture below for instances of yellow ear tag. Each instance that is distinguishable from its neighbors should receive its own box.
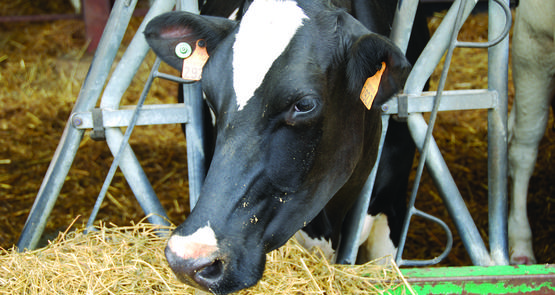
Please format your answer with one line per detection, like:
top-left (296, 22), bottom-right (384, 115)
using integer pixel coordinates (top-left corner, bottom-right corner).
top-left (360, 62), bottom-right (386, 110)
top-left (181, 39), bottom-right (210, 81)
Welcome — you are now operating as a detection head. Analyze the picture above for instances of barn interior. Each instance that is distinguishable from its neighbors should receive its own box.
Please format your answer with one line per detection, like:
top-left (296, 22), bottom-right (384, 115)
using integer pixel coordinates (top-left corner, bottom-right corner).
top-left (0, 0), bottom-right (553, 292)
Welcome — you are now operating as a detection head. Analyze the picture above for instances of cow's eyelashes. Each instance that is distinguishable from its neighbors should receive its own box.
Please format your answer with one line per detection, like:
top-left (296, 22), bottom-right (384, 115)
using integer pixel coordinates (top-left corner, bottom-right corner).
top-left (283, 96), bottom-right (321, 125)
top-left (293, 96), bottom-right (319, 114)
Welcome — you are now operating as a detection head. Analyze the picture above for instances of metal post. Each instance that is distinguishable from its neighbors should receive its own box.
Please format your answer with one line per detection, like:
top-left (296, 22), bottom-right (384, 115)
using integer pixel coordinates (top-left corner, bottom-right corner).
top-left (95, 0), bottom-right (176, 227)
top-left (487, 0), bottom-right (510, 265)
top-left (407, 114), bottom-right (493, 266)
top-left (17, 0), bottom-right (140, 251)
top-left (390, 0), bottom-right (419, 54)
top-left (18, 0), bottom-right (208, 249)
top-left (100, 0), bottom-right (177, 109)
top-left (396, 0), bottom-right (491, 266)
top-left (177, 0), bottom-right (206, 210)
top-left (103, 128), bottom-right (169, 226)
top-left (182, 83), bottom-right (207, 209)
top-left (404, 0), bottom-right (478, 96)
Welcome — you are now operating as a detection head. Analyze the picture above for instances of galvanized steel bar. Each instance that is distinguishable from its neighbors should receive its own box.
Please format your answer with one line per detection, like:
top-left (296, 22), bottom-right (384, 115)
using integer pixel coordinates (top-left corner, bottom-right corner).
top-left (337, 0), bottom-right (491, 267)
top-left (182, 83), bottom-right (207, 210)
top-left (397, 0), bottom-right (477, 266)
top-left (86, 58), bottom-right (170, 230)
top-left (487, 0), bottom-right (510, 266)
top-left (90, 0), bottom-right (176, 228)
top-left (390, 0), bottom-right (419, 54)
top-left (71, 104), bottom-right (190, 129)
top-left (17, 0), bottom-right (140, 251)
top-left (177, 0), bottom-right (200, 13)
top-left (381, 89), bottom-right (498, 115)
top-left (176, 0), bottom-right (206, 210)
top-left (336, 0), bottom-right (419, 265)
top-left (404, 0), bottom-right (478, 96)
top-left (456, 0), bottom-right (512, 49)
top-left (400, 207), bottom-right (454, 266)
top-left (100, 0), bottom-right (176, 109)
top-left (407, 114), bottom-right (493, 266)
top-left (103, 128), bottom-right (170, 225)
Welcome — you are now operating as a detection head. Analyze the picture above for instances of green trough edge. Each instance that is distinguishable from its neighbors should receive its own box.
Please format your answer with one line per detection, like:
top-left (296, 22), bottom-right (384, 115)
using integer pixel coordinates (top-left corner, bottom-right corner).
top-left (392, 264), bottom-right (555, 294)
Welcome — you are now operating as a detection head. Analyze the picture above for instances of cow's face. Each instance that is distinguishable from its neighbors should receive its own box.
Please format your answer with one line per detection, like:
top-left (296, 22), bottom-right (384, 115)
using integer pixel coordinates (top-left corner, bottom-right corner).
top-left (145, 1), bottom-right (409, 293)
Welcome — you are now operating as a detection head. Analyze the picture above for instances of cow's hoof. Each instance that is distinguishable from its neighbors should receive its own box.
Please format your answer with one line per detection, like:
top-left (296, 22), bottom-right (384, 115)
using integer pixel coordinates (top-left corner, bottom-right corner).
top-left (510, 255), bottom-right (536, 265)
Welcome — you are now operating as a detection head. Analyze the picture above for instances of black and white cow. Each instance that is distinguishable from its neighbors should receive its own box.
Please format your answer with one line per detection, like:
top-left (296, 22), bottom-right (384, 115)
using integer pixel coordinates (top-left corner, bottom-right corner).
top-left (145, 0), bottom-right (424, 293)
top-left (508, 0), bottom-right (555, 265)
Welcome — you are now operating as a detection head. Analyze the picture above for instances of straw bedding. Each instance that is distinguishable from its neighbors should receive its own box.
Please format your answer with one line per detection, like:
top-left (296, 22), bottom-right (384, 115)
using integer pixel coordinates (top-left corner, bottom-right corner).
top-left (1, 1), bottom-right (554, 294)
top-left (0, 221), bottom-right (412, 294)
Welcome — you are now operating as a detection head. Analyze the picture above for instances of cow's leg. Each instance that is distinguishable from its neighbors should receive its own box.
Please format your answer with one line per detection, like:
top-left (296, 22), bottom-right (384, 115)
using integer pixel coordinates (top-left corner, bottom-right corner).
top-left (508, 12), bottom-right (554, 263)
top-left (508, 84), bottom-right (552, 265)
top-left (508, 85), bottom-right (551, 265)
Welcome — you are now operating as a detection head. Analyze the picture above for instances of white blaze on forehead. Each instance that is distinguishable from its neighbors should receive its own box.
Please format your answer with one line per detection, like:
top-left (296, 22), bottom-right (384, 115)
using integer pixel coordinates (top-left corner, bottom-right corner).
top-left (233, 0), bottom-right (309, 110)
top-left (167, 222), bottom-right (218, 260)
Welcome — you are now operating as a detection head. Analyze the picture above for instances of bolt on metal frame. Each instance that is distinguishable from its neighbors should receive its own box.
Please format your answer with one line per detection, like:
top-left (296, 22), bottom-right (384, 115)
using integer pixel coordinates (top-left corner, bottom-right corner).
top-left (18, 0), bottom-right (511, 268)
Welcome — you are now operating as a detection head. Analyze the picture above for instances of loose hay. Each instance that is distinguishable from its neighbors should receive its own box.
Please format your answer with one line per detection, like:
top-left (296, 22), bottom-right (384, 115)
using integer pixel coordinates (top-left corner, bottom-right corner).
top-left (0, 221), bottom-right (412, 294)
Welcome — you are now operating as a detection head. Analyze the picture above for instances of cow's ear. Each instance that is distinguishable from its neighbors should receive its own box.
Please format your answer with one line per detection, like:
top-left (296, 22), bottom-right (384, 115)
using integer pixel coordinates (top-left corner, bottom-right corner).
top-left (346, 33), bottom-right (411, 109)
top-left (144, 11), bottom-right (237, 71)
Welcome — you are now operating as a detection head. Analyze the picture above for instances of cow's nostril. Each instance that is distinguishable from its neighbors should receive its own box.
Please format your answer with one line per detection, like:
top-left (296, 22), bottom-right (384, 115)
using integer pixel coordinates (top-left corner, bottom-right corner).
top-left (197, 259), bottom-right (224, 282)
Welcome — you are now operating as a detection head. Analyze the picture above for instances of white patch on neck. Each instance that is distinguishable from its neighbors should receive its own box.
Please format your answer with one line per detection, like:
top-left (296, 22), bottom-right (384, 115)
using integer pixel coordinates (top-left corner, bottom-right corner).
top-left (294, 230), bottom-right (336, 263)
top-left (359, 213), bottom-right (397, 264)
top-left (167, 222), bottom-right (218, 260)
top-left (232, 0), bottom-right (308, 110)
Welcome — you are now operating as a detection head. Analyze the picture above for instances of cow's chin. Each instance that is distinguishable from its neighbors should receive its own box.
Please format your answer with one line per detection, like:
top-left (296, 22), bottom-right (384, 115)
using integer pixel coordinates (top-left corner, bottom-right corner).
top-left (165, 240), bottom-right (266, 295)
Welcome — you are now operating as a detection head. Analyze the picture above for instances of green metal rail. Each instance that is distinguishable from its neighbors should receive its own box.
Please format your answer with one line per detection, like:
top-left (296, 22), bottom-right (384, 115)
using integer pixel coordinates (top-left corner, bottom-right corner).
top-left (396, 264), bottom-right (555, 294)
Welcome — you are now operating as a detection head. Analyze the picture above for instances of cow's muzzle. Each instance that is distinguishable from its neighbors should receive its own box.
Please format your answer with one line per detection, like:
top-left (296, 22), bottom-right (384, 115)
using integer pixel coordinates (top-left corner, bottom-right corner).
top-left (165, 244), bottom-right (224, 291)
top-left (164, 231), bottom-right (265, 294)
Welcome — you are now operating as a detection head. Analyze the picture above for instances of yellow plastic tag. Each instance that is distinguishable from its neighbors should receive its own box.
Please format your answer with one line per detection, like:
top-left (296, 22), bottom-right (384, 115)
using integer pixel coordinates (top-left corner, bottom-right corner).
top-left (360, 62), bottom-right (386, 110)
top-left (181, 39), bottom-right (209, 81)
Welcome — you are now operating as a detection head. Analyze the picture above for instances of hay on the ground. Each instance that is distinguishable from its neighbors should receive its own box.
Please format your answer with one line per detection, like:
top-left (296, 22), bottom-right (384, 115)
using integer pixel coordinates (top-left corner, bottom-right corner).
top-left (0, 221), bottom-right (413, 294)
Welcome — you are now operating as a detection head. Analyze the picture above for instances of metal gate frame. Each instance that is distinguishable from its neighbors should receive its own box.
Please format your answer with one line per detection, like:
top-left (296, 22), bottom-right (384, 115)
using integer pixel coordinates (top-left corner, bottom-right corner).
top-left (17, 0), bottom-right (511, 269)
top-left (338, 0), bottom-right (511, 267)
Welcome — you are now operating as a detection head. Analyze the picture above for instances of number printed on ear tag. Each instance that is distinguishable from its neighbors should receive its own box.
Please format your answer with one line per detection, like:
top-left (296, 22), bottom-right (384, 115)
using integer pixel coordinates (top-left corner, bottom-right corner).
top-left (360, 62), bottom-right (386, 110)
top-left (181, 39), bottom-right (209, 81)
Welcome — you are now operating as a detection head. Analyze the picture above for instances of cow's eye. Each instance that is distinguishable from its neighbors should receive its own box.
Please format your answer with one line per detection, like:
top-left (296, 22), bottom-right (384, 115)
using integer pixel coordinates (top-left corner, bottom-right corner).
top-left (285, 96), bottom-right (321, 125)
top-left (294, 96), bottom-right (319, 113)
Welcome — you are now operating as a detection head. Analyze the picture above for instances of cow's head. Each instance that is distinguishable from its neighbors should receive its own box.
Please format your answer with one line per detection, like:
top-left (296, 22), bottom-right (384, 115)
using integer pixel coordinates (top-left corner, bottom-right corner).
top-left (145, 0), bottom-right (409, 293)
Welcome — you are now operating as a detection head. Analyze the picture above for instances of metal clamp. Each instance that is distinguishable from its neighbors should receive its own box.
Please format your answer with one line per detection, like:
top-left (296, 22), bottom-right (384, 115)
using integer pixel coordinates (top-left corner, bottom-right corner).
top-left (90, 108), bottom-right (106, 141)
top-left (397, 94), bottom-right (409, 121)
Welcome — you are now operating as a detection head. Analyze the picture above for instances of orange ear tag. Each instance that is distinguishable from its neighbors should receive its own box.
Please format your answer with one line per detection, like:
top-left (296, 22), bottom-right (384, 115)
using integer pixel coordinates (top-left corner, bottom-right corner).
top-left (181, 39), bottom-right (210, 81)
top-left (360, 62), bottom-right (386, 110)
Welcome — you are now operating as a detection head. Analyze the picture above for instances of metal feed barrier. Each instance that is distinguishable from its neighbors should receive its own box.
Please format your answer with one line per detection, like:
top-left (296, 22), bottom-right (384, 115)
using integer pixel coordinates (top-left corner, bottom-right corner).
top-left (17, 0), bottom-right (511, 268)
top-left (337, 0), bottom-right (512, 267)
